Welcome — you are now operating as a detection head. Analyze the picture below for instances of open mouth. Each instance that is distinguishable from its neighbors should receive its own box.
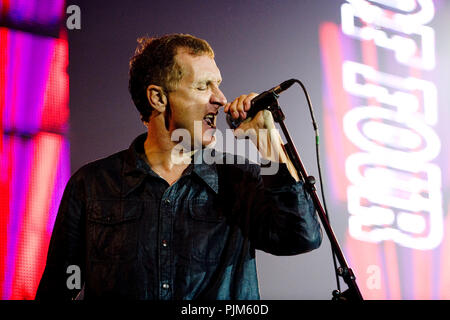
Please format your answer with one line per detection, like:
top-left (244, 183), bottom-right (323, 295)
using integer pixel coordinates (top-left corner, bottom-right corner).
top-left (203, 112), bottom-right (217, 129)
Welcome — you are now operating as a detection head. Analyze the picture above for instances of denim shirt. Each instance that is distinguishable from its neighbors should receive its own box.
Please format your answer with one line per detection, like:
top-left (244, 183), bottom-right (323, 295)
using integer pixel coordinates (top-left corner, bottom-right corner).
top-left (36, 133), bottom-right (322, 300)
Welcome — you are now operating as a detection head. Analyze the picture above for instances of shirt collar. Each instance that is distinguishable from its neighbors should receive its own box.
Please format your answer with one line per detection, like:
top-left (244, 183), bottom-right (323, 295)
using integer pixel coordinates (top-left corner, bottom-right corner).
top-left (123, 133), bottom-right (219, 195)
top-left (192, 150), bottom-right (219, 194)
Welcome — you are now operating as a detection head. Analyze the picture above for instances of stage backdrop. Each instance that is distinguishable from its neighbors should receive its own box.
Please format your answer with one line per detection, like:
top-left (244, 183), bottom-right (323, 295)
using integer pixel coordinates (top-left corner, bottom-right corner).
top-left (1, 0), bottom-right (449, 299)
top-left (0, 0), bottom-right (69, 299)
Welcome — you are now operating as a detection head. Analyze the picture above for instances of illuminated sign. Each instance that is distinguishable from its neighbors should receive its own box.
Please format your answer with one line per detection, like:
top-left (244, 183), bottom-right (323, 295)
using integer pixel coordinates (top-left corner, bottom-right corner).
top-left (341, 0), bottom-right (436, 69)
top-left (319, 0), bottom-right (446, 299)
top-left (339, 0), bottom-right (442, 250)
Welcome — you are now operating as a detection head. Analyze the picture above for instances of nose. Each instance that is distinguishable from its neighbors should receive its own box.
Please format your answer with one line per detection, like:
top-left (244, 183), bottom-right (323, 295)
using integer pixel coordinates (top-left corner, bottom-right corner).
top-left (210, 86), bottom-right (227, 110)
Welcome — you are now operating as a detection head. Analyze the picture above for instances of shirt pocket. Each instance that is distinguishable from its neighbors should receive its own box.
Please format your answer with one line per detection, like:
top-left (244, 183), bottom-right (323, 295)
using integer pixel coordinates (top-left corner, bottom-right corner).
top-left (186, 197), bottom-right (227, 264)
top-left (87, 200), bottom-right (143, 261)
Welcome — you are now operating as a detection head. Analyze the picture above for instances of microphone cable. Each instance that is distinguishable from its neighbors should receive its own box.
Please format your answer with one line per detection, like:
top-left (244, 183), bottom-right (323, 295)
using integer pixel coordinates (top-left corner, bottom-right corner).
top-left (291, 79), bottom-right (341, 294)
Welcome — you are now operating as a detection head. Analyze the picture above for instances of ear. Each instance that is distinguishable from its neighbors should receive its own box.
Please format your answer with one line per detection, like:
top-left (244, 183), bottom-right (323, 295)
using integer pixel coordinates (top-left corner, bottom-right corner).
top-left (146, 84), bottom-right (167, 113)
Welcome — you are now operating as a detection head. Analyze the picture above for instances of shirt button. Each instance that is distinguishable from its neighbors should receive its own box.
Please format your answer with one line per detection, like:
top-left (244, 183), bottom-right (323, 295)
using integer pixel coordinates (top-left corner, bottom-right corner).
top-left (164, 199), bottom-right (171, 205)
top-left (162, 240), bottom-right (168, 247)
top-left (162, 283), bottom-right (170, 289)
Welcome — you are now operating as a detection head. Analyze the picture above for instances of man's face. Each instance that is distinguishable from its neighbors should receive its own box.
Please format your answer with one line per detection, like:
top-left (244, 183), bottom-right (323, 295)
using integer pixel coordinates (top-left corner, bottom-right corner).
top-left (166, 48), bottom-right (227, 148)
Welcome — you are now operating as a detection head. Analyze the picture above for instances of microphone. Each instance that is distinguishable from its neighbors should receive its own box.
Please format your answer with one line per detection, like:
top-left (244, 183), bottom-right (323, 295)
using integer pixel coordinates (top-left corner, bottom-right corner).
top-left (226, 79), bottom-right (296, 129)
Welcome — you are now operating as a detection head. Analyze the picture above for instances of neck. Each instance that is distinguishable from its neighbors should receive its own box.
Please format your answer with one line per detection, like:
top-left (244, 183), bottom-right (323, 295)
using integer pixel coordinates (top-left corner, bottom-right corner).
top-left (144, 114), bottom-right (194, 172)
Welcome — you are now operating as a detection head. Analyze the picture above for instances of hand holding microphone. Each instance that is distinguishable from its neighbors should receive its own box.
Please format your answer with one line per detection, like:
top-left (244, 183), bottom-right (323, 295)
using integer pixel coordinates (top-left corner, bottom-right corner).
top-left (223, 79), bottom-right (299, 180)
top-left (224, 79), bottom-right (296, 129)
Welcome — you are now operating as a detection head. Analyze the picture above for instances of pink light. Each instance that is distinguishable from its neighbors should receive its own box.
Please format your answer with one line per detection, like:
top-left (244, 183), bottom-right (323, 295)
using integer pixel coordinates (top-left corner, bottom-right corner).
top-left (0, 2), bottom-right (69, 298)
top-left (10, 133), bottom-right (63, 299)
top-left (383, 241), bottom-right (402, 299)
top-left (40, 32), bottom-right (68, 132)
top-left (0, 26), bottom-right (11, 299)
top-left (319, 22), bottom-right (358, 202)
top-left (438, 204), bottom-right (450, 299)
top-left (319, 21), bottom-right (390, 300)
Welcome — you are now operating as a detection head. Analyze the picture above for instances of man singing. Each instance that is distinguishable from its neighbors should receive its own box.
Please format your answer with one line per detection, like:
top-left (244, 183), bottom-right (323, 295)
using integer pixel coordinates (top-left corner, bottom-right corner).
top-left (36, 33), bottom-right (322, 300)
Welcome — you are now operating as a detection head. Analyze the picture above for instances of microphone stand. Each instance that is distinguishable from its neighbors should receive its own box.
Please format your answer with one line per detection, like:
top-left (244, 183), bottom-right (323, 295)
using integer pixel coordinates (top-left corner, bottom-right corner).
top-left (267, 96), bottom-right (364, 301)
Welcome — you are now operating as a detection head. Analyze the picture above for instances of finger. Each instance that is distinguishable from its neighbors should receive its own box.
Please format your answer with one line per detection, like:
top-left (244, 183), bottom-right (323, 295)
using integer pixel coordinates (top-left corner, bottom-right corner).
top-left (224, 102), bottom-right (231, 113)
top-left (228, 93), bottom-right (258, 119)
top-left (229, 95), bottom-right (246, 119)
top-left (236, 95), bottom-right (248, 118)
top-left (243, 92), bottom-right (258, 112)
top-left (228, 99), bottom-right (240, 119)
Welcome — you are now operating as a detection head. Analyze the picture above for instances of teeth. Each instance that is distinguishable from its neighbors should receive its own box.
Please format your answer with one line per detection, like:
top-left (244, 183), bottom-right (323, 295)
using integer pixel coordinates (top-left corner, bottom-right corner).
top-left (203, 114), bottom-right (215, 127)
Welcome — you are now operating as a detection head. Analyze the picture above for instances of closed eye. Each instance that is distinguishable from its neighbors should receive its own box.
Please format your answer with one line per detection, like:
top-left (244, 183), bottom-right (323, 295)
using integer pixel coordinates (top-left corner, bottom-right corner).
top-left (196, 79), bottom-right (221, 91)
